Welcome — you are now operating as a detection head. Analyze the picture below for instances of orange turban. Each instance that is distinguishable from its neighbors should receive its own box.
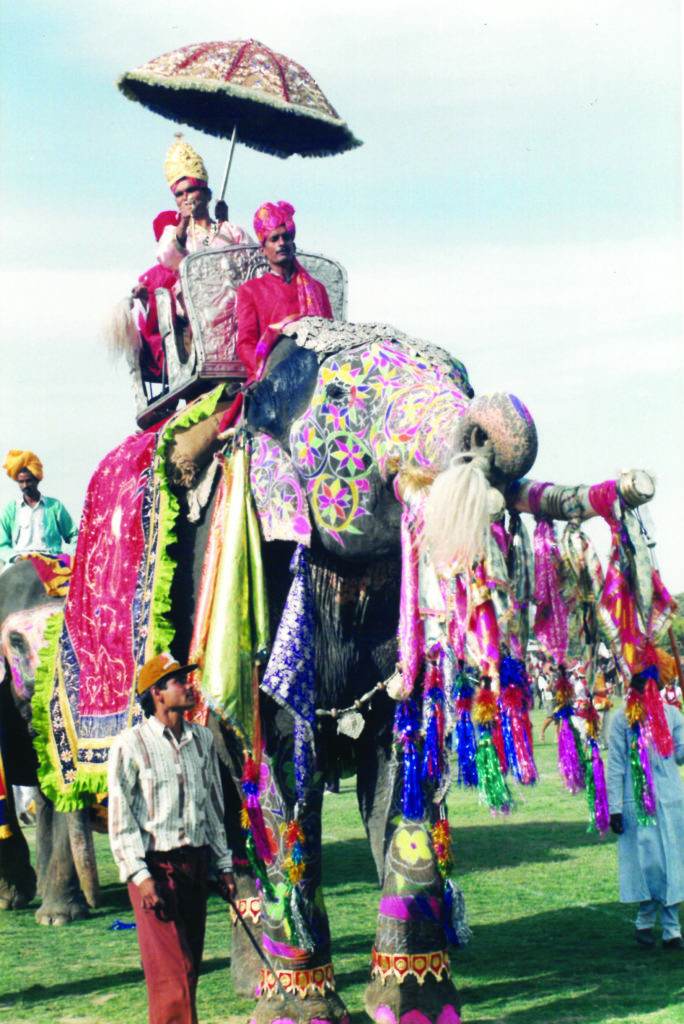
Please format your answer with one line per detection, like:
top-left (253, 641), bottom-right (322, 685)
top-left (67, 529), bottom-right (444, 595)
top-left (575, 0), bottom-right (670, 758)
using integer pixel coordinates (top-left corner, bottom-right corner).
top-left (655, 647), bottom-right (678, 686)
top-left (4, 450), bottom-right (43, 481)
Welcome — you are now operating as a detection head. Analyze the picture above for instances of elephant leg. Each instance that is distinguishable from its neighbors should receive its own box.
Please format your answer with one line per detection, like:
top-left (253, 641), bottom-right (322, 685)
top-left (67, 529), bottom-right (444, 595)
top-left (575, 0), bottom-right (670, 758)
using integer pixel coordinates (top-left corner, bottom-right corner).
top-left (34, 793), bottom-right (90, 926)
top-left (67, 809), bottom-right (100, 908)
top-left (0, 784), bottom-right (36, 910)
top-left (356, 708), bottom-right (402, 885)
top-left (248, 711), bottom-right (349, 1024)
top-left (207, 716), bottom-right (265, 998)
top-left (363, 818), bottom-right (461, 1024)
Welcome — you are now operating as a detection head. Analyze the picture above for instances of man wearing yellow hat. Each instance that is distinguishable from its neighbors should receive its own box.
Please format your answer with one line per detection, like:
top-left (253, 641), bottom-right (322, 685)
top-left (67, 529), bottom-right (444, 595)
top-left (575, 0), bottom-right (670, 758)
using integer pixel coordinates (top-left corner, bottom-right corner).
top-left (108, 651), bottom-right (236, 1023)
top-left (0, 451), bottom-right (77, 564)
top-left (157, 135), bottom-right (252, 271)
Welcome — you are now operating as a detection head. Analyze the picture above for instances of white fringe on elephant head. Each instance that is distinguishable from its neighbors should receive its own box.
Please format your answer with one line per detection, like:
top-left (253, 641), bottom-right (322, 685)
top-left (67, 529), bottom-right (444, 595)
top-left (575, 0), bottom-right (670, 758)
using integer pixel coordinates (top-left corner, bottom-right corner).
top-left (423, 445), bottom-right (504, 573)
top-left (102, 297), bottom-right (141, 361)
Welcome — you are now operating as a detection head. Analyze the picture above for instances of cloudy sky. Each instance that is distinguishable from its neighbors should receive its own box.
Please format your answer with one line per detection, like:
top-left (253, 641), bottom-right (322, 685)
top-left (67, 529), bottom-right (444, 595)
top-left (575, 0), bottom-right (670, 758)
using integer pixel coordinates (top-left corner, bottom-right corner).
top-left (1, 1), bottom-right (681, 585)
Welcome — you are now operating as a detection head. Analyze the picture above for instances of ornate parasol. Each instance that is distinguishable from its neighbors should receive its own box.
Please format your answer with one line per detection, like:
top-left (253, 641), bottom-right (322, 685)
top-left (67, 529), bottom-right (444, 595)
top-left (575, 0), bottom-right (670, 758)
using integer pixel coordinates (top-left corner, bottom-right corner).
top-left (118, 38), bottom-right (361, 162)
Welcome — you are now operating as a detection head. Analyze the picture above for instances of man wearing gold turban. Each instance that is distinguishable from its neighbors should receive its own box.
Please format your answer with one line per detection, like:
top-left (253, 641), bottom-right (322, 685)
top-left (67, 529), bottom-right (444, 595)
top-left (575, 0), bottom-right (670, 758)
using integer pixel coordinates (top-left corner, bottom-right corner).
top-left (156, 135), bottom-right (252, 270)
top-left (0, 452), bottom-right (77, 563)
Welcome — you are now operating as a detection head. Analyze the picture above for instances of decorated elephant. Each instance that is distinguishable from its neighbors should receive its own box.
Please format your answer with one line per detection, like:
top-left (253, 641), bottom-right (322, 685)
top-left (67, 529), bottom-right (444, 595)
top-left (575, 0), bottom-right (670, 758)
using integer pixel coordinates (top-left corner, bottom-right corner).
top-left (0, 316), bottom-right (659, 1024)
top-left (0, 560), bottom-right (99, 923)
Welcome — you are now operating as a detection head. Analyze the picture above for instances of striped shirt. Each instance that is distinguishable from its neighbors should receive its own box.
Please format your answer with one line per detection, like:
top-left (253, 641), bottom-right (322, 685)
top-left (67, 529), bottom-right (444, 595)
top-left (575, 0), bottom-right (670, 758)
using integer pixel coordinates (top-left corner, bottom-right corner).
top-left (107, 715), bottom-right (232, 885)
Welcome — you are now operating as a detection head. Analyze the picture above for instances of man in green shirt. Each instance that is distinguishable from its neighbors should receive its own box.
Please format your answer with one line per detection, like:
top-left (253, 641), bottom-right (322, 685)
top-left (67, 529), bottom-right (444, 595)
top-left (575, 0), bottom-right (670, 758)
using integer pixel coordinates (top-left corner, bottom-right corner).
top-left (0, 450), bottom-right (77, 564)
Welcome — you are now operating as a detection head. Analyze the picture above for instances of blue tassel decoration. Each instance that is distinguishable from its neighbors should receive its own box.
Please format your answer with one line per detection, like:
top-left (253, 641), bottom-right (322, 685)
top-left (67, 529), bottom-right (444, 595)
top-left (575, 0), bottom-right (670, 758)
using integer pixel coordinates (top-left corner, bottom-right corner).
top-left (454, 674), bottom-right (479, 787)
top-left (422, 688), bottom-right (445, 783)
top-left (395, 699), bottom-right (424, 821)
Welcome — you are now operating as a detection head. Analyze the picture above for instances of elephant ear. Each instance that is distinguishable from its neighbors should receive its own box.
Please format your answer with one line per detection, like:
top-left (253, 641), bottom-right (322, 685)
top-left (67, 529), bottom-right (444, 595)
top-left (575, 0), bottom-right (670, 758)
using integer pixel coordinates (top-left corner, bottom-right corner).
top-left (249, 432), bottom-right (312, 545)
top-left (458, 393), bottom-right (538, 482)
top-left (246, 340), bottom-right (319, 445)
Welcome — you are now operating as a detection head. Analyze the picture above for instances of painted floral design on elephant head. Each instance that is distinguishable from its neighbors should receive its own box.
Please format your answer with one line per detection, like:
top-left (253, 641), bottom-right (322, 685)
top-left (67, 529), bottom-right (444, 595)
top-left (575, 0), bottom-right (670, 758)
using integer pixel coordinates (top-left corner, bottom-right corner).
top-left (289, 342), bottom-right (471, 548)
top-left (249, 434), bottom-right (311, 545)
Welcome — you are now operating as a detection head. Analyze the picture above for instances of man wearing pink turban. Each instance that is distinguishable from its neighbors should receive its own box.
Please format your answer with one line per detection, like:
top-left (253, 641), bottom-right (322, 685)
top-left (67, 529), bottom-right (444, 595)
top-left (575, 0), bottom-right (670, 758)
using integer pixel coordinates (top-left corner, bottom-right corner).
top-left (236, 201), bottom-right (333, 376)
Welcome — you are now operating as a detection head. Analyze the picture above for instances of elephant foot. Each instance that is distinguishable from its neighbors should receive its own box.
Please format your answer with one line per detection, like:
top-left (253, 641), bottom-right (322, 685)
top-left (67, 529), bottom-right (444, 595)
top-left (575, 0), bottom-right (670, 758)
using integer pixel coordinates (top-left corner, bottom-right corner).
top-left (250, 990), bottom-right (349, 1024)
top-left (0, 876), bottom-right (36, 910)
top-left (35, 894), bottom-right (90, 926)
top-left (0, 830), bottom-right (37, 909)
top-left (230, 883), bottom-right (264, 996)
top-left (249, 964), bottom-right (349, 1024)
top-left (364, 957), bottom-right (461, 1024)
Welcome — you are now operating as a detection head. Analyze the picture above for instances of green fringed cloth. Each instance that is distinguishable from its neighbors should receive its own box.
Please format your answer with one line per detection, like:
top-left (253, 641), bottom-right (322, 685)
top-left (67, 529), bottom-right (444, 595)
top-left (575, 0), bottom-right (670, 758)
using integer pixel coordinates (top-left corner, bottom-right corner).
top-left (32, 388), bottom-right (226, 810)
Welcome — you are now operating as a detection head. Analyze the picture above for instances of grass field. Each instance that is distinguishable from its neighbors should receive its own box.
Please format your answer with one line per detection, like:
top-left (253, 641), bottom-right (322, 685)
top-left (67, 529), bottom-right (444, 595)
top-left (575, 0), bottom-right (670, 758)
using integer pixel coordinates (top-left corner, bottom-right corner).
top-left (1, 711), bottom-right (683, 1024)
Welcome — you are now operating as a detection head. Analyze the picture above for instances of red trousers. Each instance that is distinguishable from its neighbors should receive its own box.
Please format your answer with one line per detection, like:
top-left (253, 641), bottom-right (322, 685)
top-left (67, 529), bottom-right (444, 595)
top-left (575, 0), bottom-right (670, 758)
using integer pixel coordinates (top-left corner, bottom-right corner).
top-left (128, 847), bottom-right (209, 1024)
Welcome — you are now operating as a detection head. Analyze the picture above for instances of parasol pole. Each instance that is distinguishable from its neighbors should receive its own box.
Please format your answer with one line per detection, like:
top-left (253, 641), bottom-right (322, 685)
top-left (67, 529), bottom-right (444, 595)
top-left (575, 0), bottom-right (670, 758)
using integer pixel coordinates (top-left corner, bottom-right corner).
top-left (219, 125), bottom-right (238, 202)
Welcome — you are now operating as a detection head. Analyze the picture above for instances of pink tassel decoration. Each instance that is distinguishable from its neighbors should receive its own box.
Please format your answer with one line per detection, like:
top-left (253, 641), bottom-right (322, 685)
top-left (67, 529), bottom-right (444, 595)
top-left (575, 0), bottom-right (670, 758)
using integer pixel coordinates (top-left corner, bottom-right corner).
top-left (499, 657), bottom-right (538, 785)
top-left (241, 757), bottom-right (274, 865)
top-left (642, 674), bottom-right (674, 758)
top-left (470, 562), bottom-right (501, 684)
top-left (533, 518), bottom-right (569, 666)
top-left (398, 502), bottom-right (424, 696)
top-left (507, 691), bottom-right (538, 785)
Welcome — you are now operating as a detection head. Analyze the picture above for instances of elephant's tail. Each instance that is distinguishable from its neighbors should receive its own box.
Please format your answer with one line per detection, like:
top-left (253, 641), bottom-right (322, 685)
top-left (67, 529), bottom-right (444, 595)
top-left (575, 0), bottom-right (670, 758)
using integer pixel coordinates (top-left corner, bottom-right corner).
top-left (102, 297), bottom-right (141, 361)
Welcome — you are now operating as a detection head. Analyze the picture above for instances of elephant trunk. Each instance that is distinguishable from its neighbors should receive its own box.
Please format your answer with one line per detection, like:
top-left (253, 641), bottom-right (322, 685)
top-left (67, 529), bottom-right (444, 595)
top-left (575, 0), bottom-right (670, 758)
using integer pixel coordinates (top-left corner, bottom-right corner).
top-left (67, 811), bottom-right (100, 908)
top-left (508, 469), bottom-right (655, 521)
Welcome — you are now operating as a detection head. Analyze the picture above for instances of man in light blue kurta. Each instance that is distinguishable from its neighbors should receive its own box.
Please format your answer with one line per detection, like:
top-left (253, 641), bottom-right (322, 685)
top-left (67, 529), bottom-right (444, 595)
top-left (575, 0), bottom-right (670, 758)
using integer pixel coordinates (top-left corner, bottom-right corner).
top-left (607, 699), bottom-right (684, 947)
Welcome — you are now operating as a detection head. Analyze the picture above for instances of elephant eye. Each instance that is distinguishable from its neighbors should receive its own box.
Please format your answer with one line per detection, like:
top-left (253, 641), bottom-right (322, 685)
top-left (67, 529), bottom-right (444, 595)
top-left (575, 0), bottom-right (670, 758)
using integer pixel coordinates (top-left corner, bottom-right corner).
top-left (325, 382), bottom-right (348, 400)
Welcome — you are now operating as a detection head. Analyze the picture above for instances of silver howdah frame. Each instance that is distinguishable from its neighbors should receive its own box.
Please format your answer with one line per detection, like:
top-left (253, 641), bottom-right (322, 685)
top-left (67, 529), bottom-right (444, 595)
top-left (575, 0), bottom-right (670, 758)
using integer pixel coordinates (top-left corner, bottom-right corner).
top-left (132, 244), bottom-right (348, 428)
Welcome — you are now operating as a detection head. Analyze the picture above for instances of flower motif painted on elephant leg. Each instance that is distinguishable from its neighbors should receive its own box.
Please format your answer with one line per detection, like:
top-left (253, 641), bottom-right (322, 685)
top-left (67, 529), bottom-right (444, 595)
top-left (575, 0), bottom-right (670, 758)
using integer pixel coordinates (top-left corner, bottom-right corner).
top-left (395, 826), bottom-right (432, 865)
top-left (262, 880), bottom-right (290, 923)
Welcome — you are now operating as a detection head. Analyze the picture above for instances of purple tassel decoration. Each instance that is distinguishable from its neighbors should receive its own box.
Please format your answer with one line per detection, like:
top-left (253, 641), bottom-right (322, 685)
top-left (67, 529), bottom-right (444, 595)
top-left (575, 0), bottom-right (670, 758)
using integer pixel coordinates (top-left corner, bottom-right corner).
top-left (588, 739), bottom-right (610, 835)
top-left (557, 716), bottom-right (586, 794)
